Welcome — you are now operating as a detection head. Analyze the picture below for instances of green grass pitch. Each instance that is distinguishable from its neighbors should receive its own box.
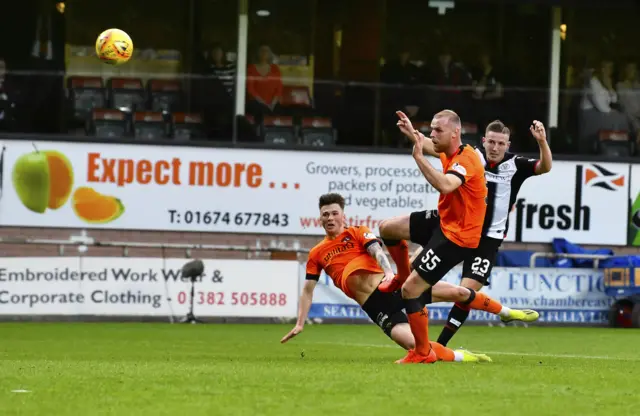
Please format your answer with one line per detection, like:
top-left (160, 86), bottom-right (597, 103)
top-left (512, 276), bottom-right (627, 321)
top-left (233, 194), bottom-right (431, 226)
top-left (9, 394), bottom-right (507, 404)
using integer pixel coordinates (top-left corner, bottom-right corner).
top-left (1, 322), bottom-right (639, 415)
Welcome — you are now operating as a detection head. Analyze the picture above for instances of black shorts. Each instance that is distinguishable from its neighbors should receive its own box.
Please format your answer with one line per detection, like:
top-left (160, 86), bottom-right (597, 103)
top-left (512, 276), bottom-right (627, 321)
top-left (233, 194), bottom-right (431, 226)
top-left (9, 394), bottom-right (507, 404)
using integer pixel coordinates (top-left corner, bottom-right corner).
top-left (362, 288), bottom-right (433, 338)
top-left (461, 236), bottom-right (503, 285)
top-left (410, 226), bottom-right (471, 286)
top-left (409, 209), bottom-right (440, 246)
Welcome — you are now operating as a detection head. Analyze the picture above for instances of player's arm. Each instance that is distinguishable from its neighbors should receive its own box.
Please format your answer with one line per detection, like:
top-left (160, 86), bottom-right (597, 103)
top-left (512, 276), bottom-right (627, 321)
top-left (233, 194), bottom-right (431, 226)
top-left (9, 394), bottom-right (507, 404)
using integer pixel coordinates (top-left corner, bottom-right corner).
top-left (412, 135), bottom-right (463, 195)
top-left (366, 241), bottom-right (395, 279)
top-left (396, 110), bottom-right (438, 157)
top-left (281, 260), bottom-right (320, 343)
top-left (296, 279), bottom-right (317, 328)
top-left (415, 131), bottom-right (439, 157)
top-left (530, 120), bottom-right (552, 175)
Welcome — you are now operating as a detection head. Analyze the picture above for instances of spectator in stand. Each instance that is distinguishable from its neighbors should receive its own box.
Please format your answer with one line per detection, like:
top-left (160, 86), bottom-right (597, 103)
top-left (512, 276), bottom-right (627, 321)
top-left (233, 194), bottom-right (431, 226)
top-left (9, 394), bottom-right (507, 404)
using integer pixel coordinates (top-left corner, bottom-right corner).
top-left (205, 43), bottom-right (236, 97)
top-left (471, 53), bottom-right (504, 130)
top-left (246, 44), bottom-right (283, 120)
top-left (616, 61), bottom-right (640, 144)
top-left (192, 43), bottom-right (236, 139)
top-left (380, 49), bottom-right (423, 147)
top-left (579, 60), bottom-right (631, 154)
top-left (427, 48), bottom-right (473, 121)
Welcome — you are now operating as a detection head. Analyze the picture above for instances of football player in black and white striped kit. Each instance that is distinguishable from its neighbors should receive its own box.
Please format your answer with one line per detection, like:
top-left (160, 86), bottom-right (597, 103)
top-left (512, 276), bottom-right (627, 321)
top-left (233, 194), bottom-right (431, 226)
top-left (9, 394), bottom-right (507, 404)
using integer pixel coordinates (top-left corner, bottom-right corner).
top-left (439, 120), bottom-right (552, 345)
top-left (379, 119), bottom-right (553, 346)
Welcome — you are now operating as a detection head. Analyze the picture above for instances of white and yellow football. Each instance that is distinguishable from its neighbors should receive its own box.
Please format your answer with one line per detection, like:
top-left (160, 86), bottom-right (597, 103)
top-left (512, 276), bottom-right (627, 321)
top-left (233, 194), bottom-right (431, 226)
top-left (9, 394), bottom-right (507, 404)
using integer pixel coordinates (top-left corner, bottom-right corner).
top-left (95, 29), bottom-right (133, 65)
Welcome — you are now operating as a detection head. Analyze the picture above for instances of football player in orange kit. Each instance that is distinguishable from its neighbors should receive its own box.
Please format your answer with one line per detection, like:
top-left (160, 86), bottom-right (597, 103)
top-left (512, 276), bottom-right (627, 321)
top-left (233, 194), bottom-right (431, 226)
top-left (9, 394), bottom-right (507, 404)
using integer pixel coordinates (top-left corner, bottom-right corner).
top-left (281, 193), bottom-right (536, 363)
top-left (378, 110), bottom-right (538, 364)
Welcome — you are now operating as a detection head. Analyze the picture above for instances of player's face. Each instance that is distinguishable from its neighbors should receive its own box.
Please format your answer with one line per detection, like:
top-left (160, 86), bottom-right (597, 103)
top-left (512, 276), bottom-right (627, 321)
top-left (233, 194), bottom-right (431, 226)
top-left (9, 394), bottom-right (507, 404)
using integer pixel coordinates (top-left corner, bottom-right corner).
top-left (483, 131), bottom-right (510, 163)
top-left (319, 203), bottom-right (345, 236)
top-left (430, 117), bottom-right (457, 153)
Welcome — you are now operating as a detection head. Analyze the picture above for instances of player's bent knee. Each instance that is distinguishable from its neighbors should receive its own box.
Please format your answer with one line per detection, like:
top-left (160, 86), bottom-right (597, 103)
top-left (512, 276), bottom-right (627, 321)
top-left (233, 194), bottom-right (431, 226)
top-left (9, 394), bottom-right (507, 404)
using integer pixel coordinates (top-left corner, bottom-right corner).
top-left (378, 216), bottom-right (410, 240)
top-left (453, 286), bottom-right (471, 302)
top-left (401, 273), bottom-right (428, 299)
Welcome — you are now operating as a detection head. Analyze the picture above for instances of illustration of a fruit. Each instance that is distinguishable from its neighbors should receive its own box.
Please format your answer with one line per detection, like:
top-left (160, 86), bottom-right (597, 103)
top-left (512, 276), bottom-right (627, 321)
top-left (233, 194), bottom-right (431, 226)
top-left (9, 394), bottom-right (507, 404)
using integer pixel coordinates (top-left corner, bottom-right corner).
top-left (12, 146), bottom-right (74, 213)
top-left (72, 186), bottom-right (125, 224)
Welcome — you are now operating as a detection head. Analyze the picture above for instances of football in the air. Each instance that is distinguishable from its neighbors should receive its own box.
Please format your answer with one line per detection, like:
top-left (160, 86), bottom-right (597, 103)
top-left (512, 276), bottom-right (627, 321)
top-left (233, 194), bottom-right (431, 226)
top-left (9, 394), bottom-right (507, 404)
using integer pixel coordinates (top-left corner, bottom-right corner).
top-left (95, 29), bottom-right (133, 65)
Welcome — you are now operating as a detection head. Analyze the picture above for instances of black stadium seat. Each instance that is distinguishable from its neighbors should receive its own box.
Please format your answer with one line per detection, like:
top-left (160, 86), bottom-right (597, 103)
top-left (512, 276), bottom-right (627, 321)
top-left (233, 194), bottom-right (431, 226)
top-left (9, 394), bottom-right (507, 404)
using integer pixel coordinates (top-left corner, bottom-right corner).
top-left (262, 116), bottom-right (297, 145)
top-left (300, 117), bottom-right (336, 147)
top-left (134, 111), bottom-right (167, 140)
top-left (87, 109), bottom-right (127, 138)
top-left (67, 76), bottom-right (105, 123)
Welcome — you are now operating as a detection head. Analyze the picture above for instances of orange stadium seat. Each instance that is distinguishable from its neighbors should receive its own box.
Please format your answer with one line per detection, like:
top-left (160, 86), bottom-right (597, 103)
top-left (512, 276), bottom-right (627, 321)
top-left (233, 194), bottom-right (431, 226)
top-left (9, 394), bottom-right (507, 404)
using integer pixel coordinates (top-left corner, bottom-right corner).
top-left (280, 85), bottom-right (312, 108)
top-left (108, 77), bottom-right (146, 112)
top-left (597, 130), bottom-right (631, 157)
top-left (148, 79), bottom-right (183, 112)
top-left (300, 117), bottom-right (336, 147)
top-left (461, 122), bottom-right (480, 146)
top-left (261, 115), bottom-right (297, 145)
top-left (133, 111), bottom-right (167, 140)
top-left (67, 76), bottom-right (106, 123)
top-left (87, 109), bottom-right (127, 138)
top-left (172, 113), bottom-right (205, 140)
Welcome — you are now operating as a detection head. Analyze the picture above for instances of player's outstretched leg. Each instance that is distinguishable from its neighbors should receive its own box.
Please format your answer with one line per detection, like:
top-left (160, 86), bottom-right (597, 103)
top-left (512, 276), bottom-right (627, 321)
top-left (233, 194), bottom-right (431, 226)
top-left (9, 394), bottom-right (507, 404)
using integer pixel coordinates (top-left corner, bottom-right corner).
top-left (395, 273), bottom-right (438, 364)
top-left (390, 323), bottom-right (492, 363)
top-left (430, 341), bottom-right (492, 363)
top-left (378, 216), bottom-right (413, 293)
top-left (379, 239), bottom-right (411, 292)
top-left (438, 301), bottom-right (472, 346)
top-left (430, 282), bottom-right (540, 324)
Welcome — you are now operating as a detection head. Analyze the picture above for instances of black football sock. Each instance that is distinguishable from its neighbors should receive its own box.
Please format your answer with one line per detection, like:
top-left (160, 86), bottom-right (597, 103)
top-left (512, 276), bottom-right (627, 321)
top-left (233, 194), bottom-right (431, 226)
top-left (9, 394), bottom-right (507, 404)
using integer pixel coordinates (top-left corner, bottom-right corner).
top-left (437, 302), bottom-right (472, 346)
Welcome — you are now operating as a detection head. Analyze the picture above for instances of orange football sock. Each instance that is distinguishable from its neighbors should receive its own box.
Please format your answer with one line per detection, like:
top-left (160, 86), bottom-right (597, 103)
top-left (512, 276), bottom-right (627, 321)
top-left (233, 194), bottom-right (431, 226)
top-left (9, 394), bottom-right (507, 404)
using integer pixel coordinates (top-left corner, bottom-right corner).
top-left (386, 240), bottom-right (411, 282)
top-left (407, 307), bottom-right (431, 356)
top-left (429, 341), bottom-right (454, 362)
top-left (468, 291), bottom-right (502, 315)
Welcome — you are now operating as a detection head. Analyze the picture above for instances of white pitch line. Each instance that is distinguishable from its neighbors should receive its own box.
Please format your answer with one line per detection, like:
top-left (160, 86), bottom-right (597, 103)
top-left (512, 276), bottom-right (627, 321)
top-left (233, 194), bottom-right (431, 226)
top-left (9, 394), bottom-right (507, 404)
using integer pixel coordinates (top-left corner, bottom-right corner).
top-left (309, 341), bottom-right (640, 362)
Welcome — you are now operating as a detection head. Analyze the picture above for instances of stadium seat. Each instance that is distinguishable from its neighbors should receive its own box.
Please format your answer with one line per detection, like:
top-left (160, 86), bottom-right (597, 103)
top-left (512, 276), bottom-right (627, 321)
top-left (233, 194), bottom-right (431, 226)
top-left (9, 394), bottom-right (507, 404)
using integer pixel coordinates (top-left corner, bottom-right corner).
top-left (597, 130), bottom-right (631, 157)
top-left (261, 116), bottom-right (297, 145)
top-left (172, 113), bottom-right (205, 140)
top-left (280, 86), bottom-right (312, 109)
top-left (87, 109), bottom-right (127, 138)
top-left (461, 122), bottom-right (481, 146)
top-left (148, 79), bottom-right (183, 112)
top-left (67, 76), bottom-right (105, 123)
top-left (414, 121), bottom-right (431, 135)
top-left (108, 78), bottom-right (146, 112)
top-left (133, 111), bottom-right (167, 140)
top-left (300, 117), bottom-right (336, 147)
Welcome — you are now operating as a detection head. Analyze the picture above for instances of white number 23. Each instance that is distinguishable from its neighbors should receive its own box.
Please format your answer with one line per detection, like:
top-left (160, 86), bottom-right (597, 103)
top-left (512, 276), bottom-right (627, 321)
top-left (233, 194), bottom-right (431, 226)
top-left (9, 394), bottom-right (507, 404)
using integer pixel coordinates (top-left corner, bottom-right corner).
top-left (471, 257), bottom-right (491, 276)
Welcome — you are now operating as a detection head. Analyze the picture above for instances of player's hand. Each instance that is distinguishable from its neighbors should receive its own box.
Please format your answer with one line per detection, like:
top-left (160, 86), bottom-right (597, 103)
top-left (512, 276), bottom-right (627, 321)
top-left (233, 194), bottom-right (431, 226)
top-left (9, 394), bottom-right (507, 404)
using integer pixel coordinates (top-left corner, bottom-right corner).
top-left (412, 130), bottom-right (426, 157)
top-left (530, 120), bottom-right (547, 143)
top-left (382, 271), bottom-right (395, 283)
top-left (281, 324), bottom-right (304, 343)
top-left (396, 110), bottom-right (418, 143)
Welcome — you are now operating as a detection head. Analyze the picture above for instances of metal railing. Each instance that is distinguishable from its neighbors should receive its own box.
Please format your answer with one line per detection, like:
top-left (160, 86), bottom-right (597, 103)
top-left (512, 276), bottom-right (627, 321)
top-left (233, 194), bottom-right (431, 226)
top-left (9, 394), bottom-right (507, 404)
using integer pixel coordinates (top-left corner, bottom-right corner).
top-left (0, 236), bottom-right (617, 270)
top-left (0, 236), bottom-right (311, 258)
top-left (529, 252), bottom-right (612, 269)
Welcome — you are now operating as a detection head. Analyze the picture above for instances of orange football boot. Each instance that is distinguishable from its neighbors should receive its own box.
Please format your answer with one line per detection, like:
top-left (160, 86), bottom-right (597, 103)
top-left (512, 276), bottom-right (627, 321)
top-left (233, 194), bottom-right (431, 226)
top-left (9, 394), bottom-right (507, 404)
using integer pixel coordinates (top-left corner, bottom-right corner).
top-left (395, 348), bottom-right (437, 364)
top-left (378, 274), bottom-right (406, 293)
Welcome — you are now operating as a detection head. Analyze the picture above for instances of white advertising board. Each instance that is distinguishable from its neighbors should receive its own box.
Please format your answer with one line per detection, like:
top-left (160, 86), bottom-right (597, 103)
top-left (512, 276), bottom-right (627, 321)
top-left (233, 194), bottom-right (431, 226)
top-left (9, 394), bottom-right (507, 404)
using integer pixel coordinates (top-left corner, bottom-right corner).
top-left (0, 258), bottom-right (298, 318)
top-left (0, 140), bottom-right (440, 235)
top-left (300, 266), bottom-right (614, 324)
top-left (504, 161), bottom-right (629, 245)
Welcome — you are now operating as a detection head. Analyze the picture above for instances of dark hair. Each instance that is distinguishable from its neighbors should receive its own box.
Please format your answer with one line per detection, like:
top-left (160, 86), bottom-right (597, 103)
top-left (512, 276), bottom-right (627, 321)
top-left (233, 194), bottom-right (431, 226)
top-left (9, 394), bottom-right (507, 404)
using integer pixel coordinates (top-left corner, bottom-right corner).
top-left (485, 120), bottom-right (510, 136)
top-left (318, 193), bottom-right (345, 210)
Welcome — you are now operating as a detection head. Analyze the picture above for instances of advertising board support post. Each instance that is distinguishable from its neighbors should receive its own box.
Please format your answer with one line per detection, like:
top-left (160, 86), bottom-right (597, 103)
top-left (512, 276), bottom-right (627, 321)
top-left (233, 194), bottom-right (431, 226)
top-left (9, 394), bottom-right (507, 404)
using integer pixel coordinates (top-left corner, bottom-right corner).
top-left (180, 259), bottom-right (205, 324)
